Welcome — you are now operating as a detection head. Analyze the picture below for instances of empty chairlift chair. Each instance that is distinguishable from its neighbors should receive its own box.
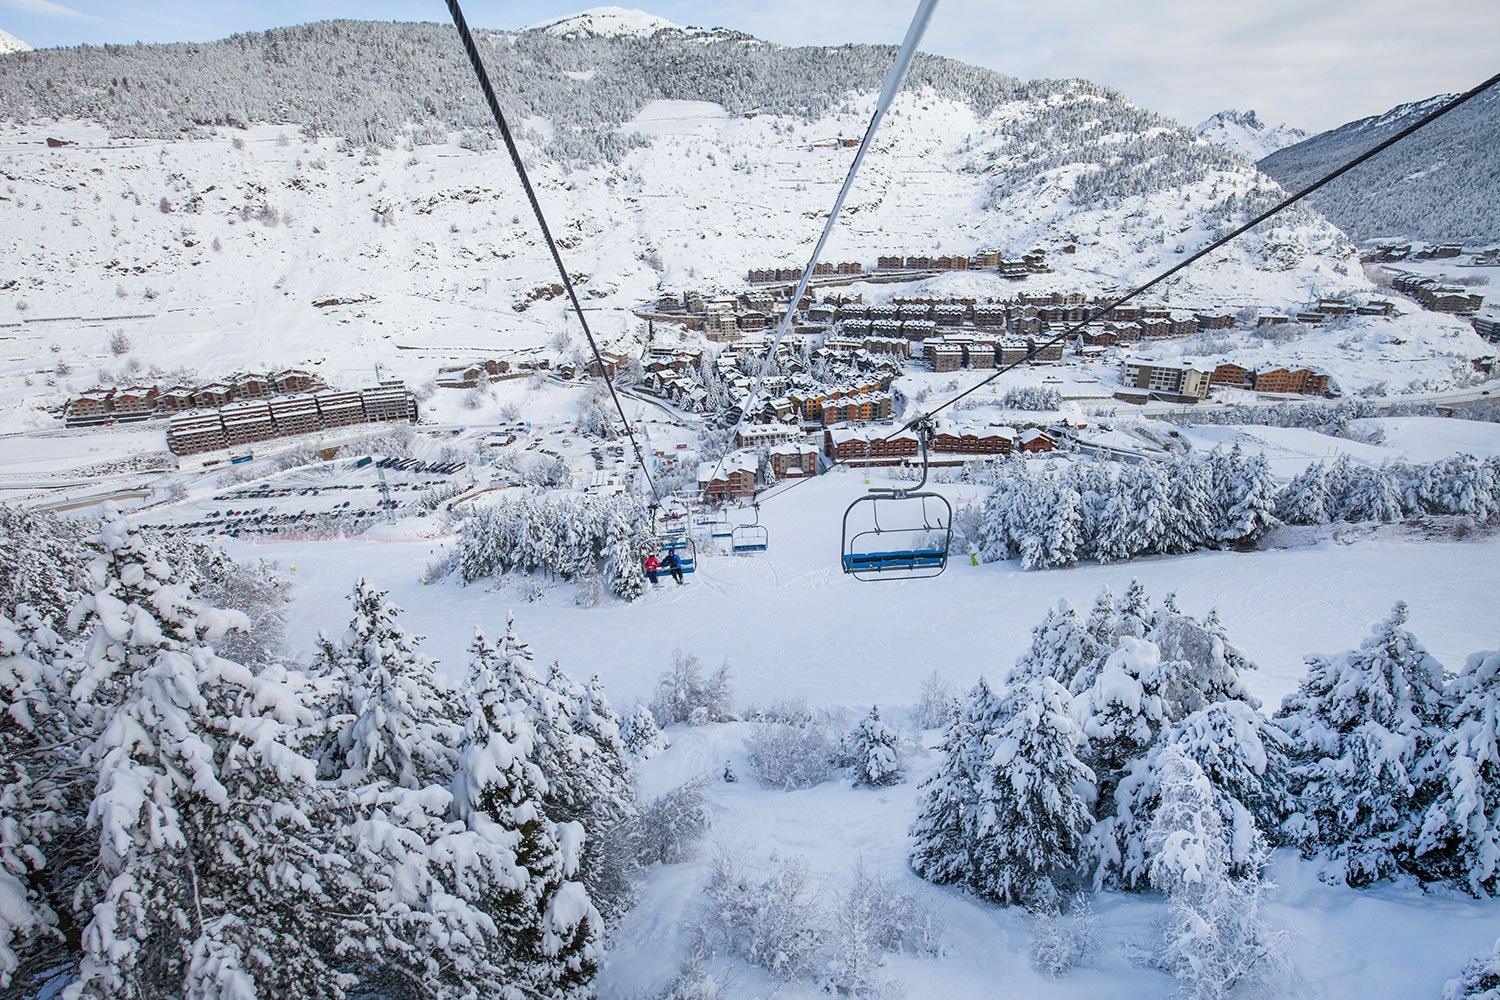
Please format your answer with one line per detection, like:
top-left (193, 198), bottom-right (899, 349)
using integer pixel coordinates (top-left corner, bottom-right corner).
top-left (841, 420), bottom-right (953, 581)
top-left (730, 502), bottom-right (769, 553)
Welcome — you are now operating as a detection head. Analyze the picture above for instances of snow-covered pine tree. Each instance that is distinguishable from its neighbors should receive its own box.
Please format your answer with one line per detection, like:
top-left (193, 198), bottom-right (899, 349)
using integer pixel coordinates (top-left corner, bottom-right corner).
top-left (969, 677), bottom-right (1095, 908)
top-left (1275, 461), bottom-right (1330, 525)
top-left (847, 706), bottom-right (904, 787)
top-left (66, 510), bottom-right (350, 1000)
top-left (620, 703), bottom-right (670, 758)
top-left (1145, 605), bottom-right (1260, 720)
top-left (1147, 747), bottom-right (1290, 1000)
top-left (451, 628), bottom-right (601, 998)
top-left (1112, 700), bottom-right (1292, 889)
top-left (1276, 602), bottom-right (1448, 885)
top-left (1419, 454), bottom-right (1500, 519)
top-left (909, 677), bottom-right (1003, 888)
top-left (1116, 578), bottom-right (1154, 639)
top-left (1341, 463), bottom-right (1407, 523)
top-left (0, 506), bottom-right (87, 636)
top-left (1123, 462), bottom-right (1170, 558)
top-left (1444, 936), bottom-right (1500, 1000)
top-left (1216, 447), bottom-right (1279, 544)
top-left (1012, 598), bottom-right (1105, 691)
top-left (562, 671), bottom-right (640, 918)
top-left (318, 578), bottom-right (460, 790)
top-left (1072, 636), bottom-right (1172, 813)
top-left (0, 611), bottom-right (77, 989)
top-left (1158, 452), bottom-right (1215, 554)
top-left (1413, 647), bottom-right (1500, 895)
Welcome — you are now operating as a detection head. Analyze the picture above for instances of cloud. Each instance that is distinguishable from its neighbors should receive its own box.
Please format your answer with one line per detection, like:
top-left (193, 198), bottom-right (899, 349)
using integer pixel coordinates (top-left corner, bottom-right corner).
top-left (1, 0), bottom-right (100, 20)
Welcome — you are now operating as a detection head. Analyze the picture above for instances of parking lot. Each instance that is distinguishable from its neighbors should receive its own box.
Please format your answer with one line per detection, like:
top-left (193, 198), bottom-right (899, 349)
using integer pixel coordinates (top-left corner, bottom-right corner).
top-left (134, 456), bottom-right (471, 540)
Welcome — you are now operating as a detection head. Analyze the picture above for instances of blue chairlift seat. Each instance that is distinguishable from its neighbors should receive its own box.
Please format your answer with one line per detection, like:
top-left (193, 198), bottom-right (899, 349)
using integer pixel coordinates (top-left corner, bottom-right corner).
top-left (731, 523), bottom-right (768, 553)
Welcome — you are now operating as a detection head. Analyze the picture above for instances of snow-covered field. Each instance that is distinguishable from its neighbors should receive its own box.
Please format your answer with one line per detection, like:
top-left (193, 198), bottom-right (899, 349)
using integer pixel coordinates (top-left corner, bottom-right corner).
top-left (204, 460), bottom-right (1500, 1000)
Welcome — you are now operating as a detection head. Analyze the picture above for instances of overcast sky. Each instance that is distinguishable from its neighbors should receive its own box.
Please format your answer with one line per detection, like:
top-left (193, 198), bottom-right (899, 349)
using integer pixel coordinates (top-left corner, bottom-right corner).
top-left (3, 0), bottom-right (1496, 132)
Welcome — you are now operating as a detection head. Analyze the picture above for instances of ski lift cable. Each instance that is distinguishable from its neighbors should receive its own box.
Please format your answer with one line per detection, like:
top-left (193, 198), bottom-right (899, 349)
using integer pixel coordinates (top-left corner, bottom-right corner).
top-left (443, 0), bottom-right (662, 504)
top-left (886, 68), bottom-right (1500, 439)
top-left (749, 67), bottom-right (1500, 513)
top-left (699, 0), bottom-right (939, 498)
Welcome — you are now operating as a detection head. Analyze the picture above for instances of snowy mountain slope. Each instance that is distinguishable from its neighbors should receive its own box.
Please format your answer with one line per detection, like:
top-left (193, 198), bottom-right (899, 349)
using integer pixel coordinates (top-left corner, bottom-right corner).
top-left (1195, 109), bottom-right (1307, 162)
top-left (0, 29), bottom-right (28, 55)
top-left (526, 6), bottom-right (721, 39)
top-left (1258, 87), bottom-right (1500, 243)
top-left (0, 16), bottom-right (1379, 432)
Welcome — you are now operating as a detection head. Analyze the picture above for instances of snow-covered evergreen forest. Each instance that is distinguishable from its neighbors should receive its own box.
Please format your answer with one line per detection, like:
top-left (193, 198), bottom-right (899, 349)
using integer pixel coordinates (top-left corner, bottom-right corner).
top-left (1259, 85), bottom-right (1500, 243)
top-left (5, 501), bottom-right (1500, 998)
top-left (966, 446), bottom-right (1500, 570)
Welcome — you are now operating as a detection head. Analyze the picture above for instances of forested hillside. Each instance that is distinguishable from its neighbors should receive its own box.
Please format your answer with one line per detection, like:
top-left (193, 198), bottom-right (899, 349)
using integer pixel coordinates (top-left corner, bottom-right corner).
top-left (1258, 87), bottom-right (1500, 244)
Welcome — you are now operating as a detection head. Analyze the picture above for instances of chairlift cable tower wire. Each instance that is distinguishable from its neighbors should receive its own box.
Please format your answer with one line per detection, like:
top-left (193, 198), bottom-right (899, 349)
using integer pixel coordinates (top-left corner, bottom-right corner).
top-left (443, 0), bottom-right (662, 505)
top-left (699, 0), bottom-right (939, 498)
top-left (747, 66), bottom-right (1500, 512)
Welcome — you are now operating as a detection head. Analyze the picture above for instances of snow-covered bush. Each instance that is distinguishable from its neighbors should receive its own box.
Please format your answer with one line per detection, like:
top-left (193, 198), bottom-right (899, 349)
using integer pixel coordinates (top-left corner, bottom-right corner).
top-left (695, 853), bottom-right (824, 980)
top-left (650, 650), bottom-right (736, 726)
top-left (630, 779), bottom-right (713, 866)
top-left (1444, 936), bottom-right (1500, 1000)
top-left (1029, 894), bottom-right (1098, 978)
top-left (746, 718), bottom-right (836, 790)
top-left (824, 860), bottom-right (941, 997)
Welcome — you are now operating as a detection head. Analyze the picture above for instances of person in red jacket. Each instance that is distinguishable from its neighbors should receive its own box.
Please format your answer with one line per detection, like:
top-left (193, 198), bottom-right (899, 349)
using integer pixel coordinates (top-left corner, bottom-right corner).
top-left (644, 553), bottom-right (660, 586)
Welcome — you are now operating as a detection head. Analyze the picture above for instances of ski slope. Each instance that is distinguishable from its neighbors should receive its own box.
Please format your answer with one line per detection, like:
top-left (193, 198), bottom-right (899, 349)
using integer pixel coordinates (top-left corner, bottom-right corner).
top-left (219, 461), bottom-right (1500, 999)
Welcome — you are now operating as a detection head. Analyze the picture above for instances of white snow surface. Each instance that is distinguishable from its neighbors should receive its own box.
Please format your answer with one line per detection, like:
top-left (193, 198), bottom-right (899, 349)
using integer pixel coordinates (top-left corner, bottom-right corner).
top-left (211, 462), bottom-right (1500, 1000)
top-left (525, 7), bottom-right (698, 38)
top-left (0, 97), bottom-right (1375, 434)
top-left (1195, 109), bottom-right (1308, 163)
top-left (0, 30), bottom-right (29, 55)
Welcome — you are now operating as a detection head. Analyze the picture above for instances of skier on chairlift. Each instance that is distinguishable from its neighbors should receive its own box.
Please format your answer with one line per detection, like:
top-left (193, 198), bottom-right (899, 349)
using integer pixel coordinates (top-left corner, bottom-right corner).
top-left (663, 550), bottom-right (684, 585)
top-left (644, 552), bottom-right (660, 586)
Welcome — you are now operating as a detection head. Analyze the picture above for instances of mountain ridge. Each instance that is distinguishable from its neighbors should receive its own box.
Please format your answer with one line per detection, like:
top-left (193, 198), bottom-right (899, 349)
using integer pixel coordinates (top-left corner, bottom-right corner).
top-left (1258, 88), bottom-right (1499, 243)
top-left (1195, 109), bottom-right (1307, 162)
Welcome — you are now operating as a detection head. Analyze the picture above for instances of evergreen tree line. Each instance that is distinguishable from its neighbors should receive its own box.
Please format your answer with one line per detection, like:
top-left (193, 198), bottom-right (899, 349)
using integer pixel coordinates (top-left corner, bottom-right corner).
top-left (973, 447), bottom-right (1500, 570)
top-left (909, 583), bottom-right (1500, 991)
top-left (0, 506), bottom-right (673, 998)
top-left (0, 16), bottom-right (1250, 206)
top-left (973, 445), bottom-right (1280, 570)
top-left (456, 490), bottom-right (651, 600)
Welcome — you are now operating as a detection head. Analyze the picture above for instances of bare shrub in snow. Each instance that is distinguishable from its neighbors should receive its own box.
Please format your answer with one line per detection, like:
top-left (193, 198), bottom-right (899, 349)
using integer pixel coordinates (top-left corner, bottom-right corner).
top-left (650, 650), bottom-right (736, 726)
top-left (825, 860), bottom-right (940, 997)
top-left (695, 852), bottom-right (824, 980)
top-left (631, 778), bottom-right (712, 866)
top-left (745, 718), bottom-right (836, 790)
top-left (1029, 893), bottom-right (1099, 977)
top-left (910, 669), bottom-right (956, 729)
top-left (108, 330), bottom-right (130, 355)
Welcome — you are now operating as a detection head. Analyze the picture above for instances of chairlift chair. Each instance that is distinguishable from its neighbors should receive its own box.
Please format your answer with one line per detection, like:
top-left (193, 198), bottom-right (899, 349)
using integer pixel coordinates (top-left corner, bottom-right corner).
top-left (730, 502), bottom-right (769, 553)
top-left (659, 535), bottom-right (695, 576)
top-left (840, 420), bottom-right (953, 581)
